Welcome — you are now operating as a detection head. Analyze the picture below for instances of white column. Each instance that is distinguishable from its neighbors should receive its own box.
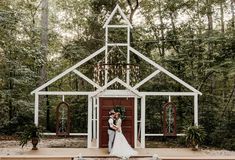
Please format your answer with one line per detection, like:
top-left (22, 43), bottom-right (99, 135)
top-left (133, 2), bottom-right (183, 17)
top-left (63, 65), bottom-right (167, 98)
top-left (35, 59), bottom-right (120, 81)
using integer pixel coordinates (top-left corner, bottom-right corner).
top-left (96, 97), bottom-right (100, 148)
top-left (92, 97), bottom-right (96, 139)
top-left (126, 26), bottom-right (130, 85)
top-left (134, 97), bottom-right (137, 148)
top-left (87, 96), bottom-right (92, 148)
top-left (141, 96), bottom-right (146, 148)
top-left (34, 93), bottom-right (39, 126)
top-left (105, 27), bottom-right (108, 84)
top-left (194, 94), bottom-right (198, 126)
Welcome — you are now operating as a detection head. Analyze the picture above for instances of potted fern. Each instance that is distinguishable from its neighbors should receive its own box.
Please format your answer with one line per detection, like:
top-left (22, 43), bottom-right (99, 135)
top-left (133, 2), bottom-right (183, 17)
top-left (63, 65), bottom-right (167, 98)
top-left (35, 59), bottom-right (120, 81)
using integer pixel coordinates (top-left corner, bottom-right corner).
top-left (19, 124), bottom-right (42, 150)
top-left (184, 125), bottom-right (205, 150)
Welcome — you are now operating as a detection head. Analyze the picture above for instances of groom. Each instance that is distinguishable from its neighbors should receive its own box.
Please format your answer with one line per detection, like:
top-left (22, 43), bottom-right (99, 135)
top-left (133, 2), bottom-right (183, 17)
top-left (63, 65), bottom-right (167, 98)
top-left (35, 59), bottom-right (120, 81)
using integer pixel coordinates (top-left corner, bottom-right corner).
top-left (107, 109), bottom-right (118, 153)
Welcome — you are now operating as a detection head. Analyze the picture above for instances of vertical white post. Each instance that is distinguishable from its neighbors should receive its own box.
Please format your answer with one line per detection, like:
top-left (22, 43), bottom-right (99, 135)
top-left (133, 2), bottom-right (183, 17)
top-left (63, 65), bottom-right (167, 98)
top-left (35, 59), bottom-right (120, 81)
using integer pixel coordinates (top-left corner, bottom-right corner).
top-left (141, 96), bottom-right (145, 148)
top-left (88, 95), bottom-right (92, 148)
top-left (194, 94), bottom-right (198, 126)
top-left (96, 97), bottom-right (100, 148)
top-left (126, 26), bottom-right (130, 85)
top-left (105, 27), bottom-right (108, 84)
top-left (34, 93), bottom-right (39, 126)
top-left (92, 97), bottom-right (95, 139)
top-left (134, 97), bottom-right (137, 148)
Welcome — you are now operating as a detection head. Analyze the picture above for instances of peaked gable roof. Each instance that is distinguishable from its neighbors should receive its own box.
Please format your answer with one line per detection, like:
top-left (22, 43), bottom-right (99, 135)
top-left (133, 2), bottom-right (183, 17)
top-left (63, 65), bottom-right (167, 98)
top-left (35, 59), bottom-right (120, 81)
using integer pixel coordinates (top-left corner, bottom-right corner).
top-left (103, 4), bottom-right (133, 28)
top-left (31, 5), bottom-right (202, 96)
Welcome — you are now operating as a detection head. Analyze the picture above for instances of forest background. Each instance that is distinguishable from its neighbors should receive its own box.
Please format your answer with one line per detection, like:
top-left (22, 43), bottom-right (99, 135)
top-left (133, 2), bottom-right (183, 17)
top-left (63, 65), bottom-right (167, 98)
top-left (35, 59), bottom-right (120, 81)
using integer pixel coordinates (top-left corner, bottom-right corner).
top-left (0, 0), bottom-right (234, 150)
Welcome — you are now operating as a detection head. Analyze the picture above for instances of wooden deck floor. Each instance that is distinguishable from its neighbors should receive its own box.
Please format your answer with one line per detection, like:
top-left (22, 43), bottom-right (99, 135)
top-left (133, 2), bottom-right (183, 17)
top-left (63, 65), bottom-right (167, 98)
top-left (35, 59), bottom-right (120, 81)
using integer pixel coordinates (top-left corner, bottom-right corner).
top-left (0, 148), bottom-right (234, 160)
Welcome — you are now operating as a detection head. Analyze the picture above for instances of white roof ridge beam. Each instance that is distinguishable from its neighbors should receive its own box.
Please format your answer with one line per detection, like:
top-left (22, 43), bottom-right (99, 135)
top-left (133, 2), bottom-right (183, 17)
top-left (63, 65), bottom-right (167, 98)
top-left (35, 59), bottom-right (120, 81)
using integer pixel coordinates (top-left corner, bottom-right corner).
top-left (133, 70), bottom-right (161, 89)
top-left (73, 69), bottom-right (101, 89)
top-left (31, 46), bottom-right (106, 94)
top-left (103, 4), bottom-right (133, 28)
top-left (130, 47), bottom-right (202, 95)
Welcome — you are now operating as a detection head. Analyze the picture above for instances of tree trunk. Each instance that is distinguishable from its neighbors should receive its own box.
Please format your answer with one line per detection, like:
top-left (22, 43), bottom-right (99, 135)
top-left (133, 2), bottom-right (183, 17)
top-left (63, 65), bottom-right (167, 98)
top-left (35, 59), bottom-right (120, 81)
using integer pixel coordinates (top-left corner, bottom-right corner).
top-left (231, 0), bottom-right (235, 28)
top-left (40, 0), bottom-right (50, 130)
top-left (158, 0), bottom-right (165, 57)
top-left (220, 1), bottom-right (225, 33)
top-left (206, 0), bottom-right (213, 57)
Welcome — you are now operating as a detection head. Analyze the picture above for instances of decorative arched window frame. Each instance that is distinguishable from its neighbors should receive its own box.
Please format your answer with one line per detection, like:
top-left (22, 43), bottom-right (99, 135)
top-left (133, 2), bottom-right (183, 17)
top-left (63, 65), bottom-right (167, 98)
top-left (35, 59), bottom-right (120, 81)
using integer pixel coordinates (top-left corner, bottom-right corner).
top-left (163, 102), bottom-right (177, 136)
top-left (56, 101), bottom-right (70, 136)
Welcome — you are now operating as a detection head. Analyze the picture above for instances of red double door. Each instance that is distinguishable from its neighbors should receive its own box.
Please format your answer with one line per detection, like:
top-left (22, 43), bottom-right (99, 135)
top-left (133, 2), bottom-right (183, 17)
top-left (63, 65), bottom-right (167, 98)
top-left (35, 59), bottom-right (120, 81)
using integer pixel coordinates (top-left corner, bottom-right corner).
top-left (99, 98), bottom-right (134, 148)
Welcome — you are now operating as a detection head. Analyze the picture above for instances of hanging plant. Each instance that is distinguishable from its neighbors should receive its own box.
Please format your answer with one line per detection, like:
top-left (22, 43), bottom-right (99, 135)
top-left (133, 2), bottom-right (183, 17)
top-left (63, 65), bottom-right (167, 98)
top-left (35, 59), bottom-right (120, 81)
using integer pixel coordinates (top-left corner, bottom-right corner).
top-left (114, 105), bottom-right (126, 120)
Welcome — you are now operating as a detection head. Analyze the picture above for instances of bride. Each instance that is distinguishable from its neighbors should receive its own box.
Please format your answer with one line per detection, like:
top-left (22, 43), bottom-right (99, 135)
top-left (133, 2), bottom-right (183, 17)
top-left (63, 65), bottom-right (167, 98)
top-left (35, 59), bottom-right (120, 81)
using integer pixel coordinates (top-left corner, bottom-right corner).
top-left (110, 112), bottom-right (137, 158)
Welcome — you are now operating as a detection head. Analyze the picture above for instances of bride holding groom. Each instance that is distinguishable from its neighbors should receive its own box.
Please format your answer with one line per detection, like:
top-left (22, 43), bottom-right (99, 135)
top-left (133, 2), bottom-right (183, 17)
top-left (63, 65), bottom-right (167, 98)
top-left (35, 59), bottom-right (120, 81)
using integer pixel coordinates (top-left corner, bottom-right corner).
top-left (108, 109), bottom-right (137, 158)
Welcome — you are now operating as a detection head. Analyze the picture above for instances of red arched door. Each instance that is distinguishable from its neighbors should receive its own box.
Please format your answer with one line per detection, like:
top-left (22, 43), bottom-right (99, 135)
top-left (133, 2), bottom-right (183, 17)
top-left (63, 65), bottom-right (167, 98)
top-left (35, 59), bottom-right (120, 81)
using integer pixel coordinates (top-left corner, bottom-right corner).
top-left (99, 97), bottom-right (134, 148)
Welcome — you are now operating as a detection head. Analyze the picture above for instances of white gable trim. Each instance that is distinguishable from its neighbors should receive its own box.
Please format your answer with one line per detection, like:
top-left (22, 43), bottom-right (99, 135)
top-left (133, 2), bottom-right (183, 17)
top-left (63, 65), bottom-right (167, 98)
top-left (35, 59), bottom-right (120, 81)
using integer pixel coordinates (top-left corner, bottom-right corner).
top-left (130, 47), bottom-right (202, 95)
top-left (73, 69), bottom-right (101, 89)
top-left (133, 70), bottom-right (161, 89)
top-left (103, 4), bottom-right (133, 28)
top-left (31, 46), bottom-right (106, 94)
top-left (91, 77), bottom-right (142, 97)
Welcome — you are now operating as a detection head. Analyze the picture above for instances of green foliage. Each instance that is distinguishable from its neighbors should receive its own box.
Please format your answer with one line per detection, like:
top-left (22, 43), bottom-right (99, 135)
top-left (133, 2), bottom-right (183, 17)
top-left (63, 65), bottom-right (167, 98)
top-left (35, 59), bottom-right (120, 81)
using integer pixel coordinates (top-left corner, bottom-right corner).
top-left (19, 123), bottom-right (42, 148)
top-left (184, 125), bottom-right (206, 149)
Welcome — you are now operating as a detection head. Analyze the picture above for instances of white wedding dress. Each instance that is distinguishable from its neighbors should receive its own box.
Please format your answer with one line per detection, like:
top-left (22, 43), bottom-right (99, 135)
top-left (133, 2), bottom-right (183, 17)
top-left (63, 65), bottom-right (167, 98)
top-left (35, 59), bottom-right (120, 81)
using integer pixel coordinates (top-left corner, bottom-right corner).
top-left (110, 118), bottom-right (137, 158)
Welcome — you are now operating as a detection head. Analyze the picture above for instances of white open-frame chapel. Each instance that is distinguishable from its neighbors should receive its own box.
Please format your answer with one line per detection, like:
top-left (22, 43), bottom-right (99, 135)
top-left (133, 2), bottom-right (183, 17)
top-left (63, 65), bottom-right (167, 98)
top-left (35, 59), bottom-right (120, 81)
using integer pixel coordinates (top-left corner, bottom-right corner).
top-left (31, 5), bottom-right (202, 148)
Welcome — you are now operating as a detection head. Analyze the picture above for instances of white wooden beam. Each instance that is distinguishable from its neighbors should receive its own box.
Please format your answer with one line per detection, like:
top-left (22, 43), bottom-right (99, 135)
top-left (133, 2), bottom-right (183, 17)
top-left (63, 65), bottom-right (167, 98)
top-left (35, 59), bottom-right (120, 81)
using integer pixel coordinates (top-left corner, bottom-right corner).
top-left (127, 27), bottom-right (130, 85)
top-left (194, 94), bottom-right (198, 126)
top-left (31, 46), bottom-right (106, 94)
top-left (145, 134), bottom-right (185, 136)
top-left (42, 133), bottom-right (88, 136)
top-left (88, 96), bottom-right (92, 148)
top-left (92, 97), bottom-right (96, 139)
top-left (91, 77), bottom-right (142, 97)
top-left (37, 91), bottom-right (92, 95)
top-left (107, 25), bottom-right (129, 28)
top-left (130, 47), bottom-right (202, 95)
top-left (141, 96), bottom-right (145, 148)
top-left (96, 97), bottom-right (100, 148)
top-left (142, 92), bottom-right (197, 96)
top-left (134, 97), bottom-right (137, 148)
top-left (107, 43), bottom-right (128, 46)
top-left (34, 93), bottom-right (39, 126)
top-left (73, 69), bottom-right (100, 89)
top-left (133, 70), bottom-right (161, 89)
top-left (103, 4), bottom-right (133, 28)
top-left (105, 27), bottom-right (108, 85)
